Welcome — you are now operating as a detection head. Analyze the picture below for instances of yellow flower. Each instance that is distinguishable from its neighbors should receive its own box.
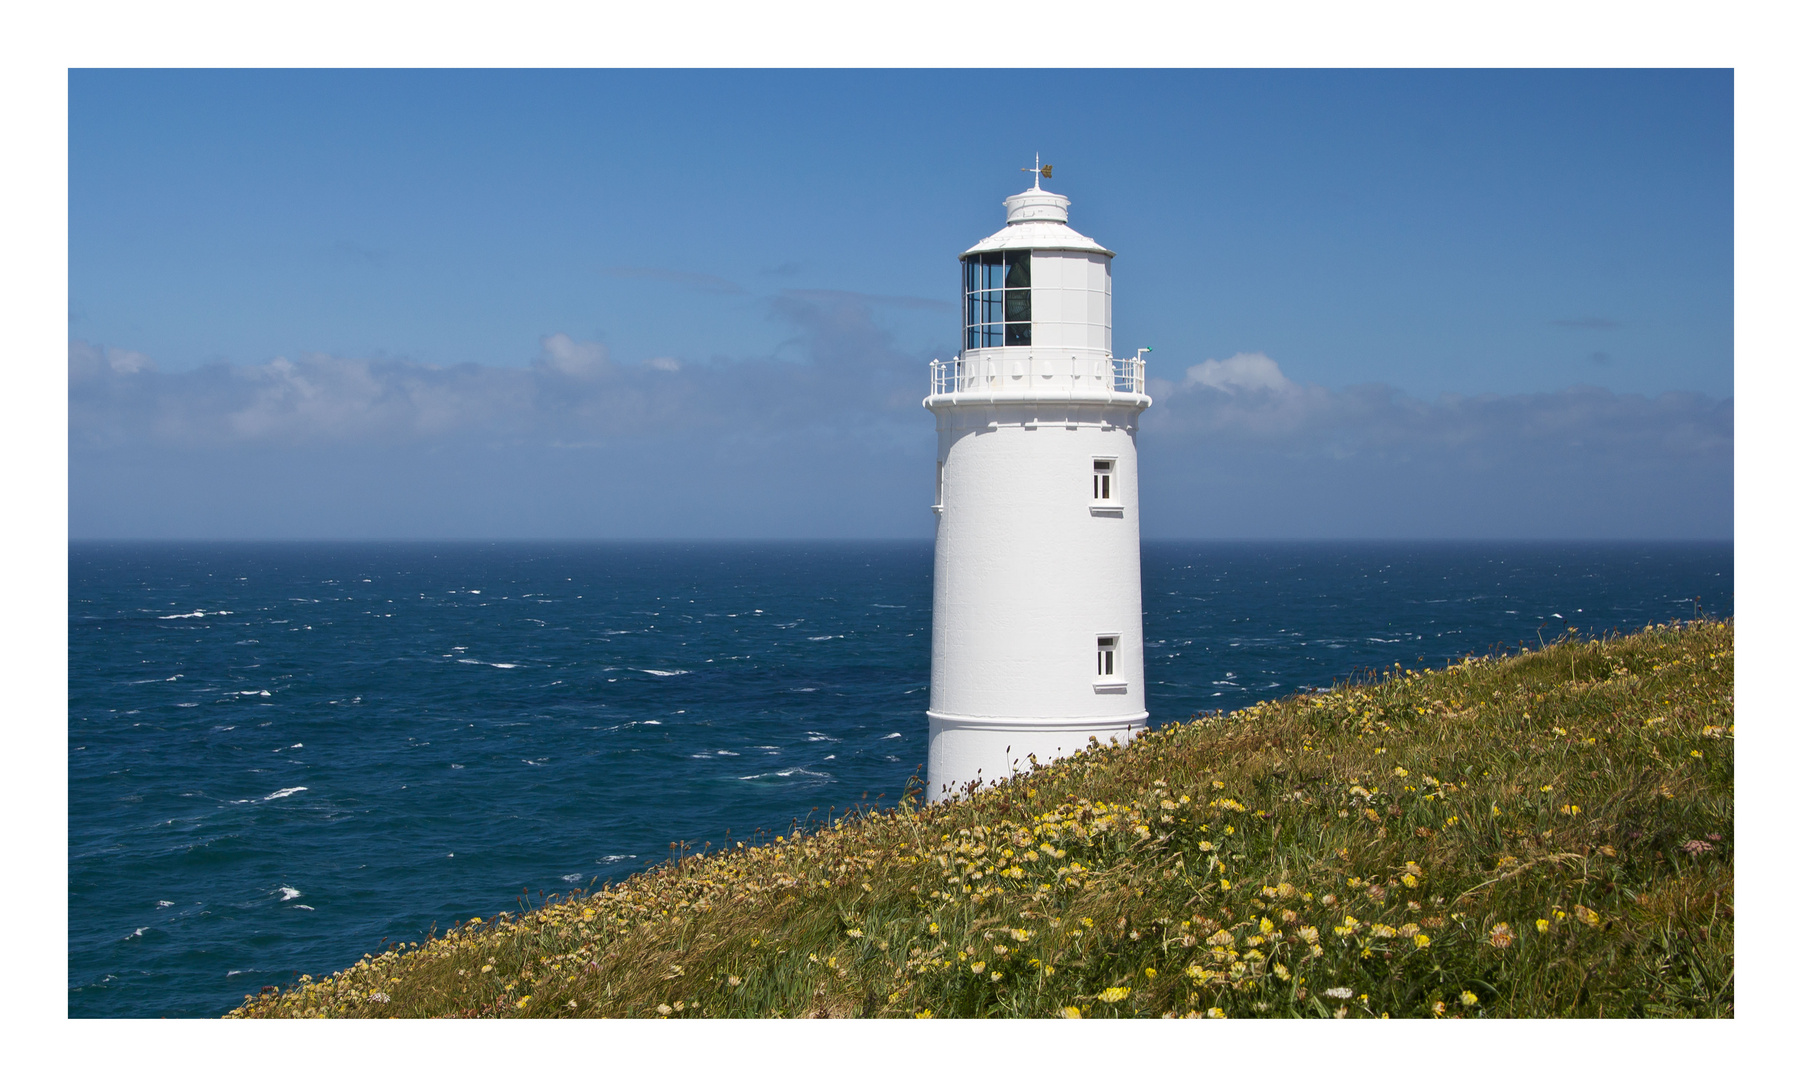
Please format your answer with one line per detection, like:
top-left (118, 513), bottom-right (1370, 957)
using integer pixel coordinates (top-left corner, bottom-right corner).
top-left (655, 1003), bottom-right (672, 1016)
top-left (1061, 1006), bottom-right (1083, 1019)
top-left (1145, 967), bottom-right (1157, 979)
top-left (846, 928), bottom-right (863, 938)
top-left (1460, 990), bottom-right (1479, 1006)
top-left (1413, 934), bottom-right (1430, 948)
top-left (1536, 919), bottom-right (1550, 933)
top-left (1432, 1000), bottom-right (1446, 1015)
top-left (1098, 987), bottom-right (1131, 1002)
top-left (1206, 1007), bottom-right (1227, 1018)
top-left (1401, 873), bottom-right (1418, 888)
top-left (971, 961), bottom-right (986, 974)
top-left (1573, 904), bottom-right (1601, 927)
top-left (914, 1008), bottom-right (934, 1019)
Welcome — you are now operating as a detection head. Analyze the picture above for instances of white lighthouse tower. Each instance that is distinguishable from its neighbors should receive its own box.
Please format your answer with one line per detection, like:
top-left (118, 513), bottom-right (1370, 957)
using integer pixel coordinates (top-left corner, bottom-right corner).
top-left (924, 163), bottom-right (1152, 800)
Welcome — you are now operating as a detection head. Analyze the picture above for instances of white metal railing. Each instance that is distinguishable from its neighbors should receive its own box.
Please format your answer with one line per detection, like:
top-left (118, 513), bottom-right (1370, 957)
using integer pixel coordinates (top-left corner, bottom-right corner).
top-left (928, 353), bottom-right (1146, 396)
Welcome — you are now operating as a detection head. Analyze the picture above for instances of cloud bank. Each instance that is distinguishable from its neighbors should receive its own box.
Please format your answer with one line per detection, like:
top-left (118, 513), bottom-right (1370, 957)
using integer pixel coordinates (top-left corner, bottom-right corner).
top-left (69, 307), bottom-right (1730, 540)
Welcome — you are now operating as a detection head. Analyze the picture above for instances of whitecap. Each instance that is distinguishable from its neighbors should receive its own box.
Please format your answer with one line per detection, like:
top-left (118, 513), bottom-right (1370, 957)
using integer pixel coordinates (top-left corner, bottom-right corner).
top-left (450, 764), bottom-right (464, 769)
top-left (641, 720), bottom-right (662, 726)
top-left (641, 669), bottom-right (689, 677)
top-left (175, 702), bottom-right (199, 708)
top-left (807, 635), bottom-right (840, 641)
top-left (880, 732), bottom-right (902, 740)
top-left (716, 750), bottom-right (739, 756)
top-left (522, 759), bottom-right (548, 766)
top-left (159, 611), bottom-right (207, 620)
top-left (790, 687), bottom-right (817, 693)
top-left (279, 886), bottom-right (301, 901)
top-left (156, 900), bottom-right (174, 908)
top-left (292, 904), bottom-right (314, 911)
top-left (562, 873), bottom-right (583, 883)
top-left (264, 787), bottom-right (307, 800)
top-left (596, 854), bottom-right (636, 864)
top-left (489, 663), bottom-right (518, 669)
top-left (457, 658), bottom-right (482, 665)
top-left (128, 927), bottom-right (147, 938)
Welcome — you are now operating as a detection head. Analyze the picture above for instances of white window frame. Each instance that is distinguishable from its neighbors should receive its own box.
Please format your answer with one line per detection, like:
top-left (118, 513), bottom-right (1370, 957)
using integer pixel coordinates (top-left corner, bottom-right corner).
top-left (933, 461), bottom-right (946, 512)
top-left (1094, 633), bottom-right (1126, 688)
top-left (1091, 456), bottom-right (1122, 512)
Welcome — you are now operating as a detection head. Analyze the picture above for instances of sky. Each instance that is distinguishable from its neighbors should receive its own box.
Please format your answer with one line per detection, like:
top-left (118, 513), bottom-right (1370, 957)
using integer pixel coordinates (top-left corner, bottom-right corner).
top-left (68, 68), bottom-right (1733, 539)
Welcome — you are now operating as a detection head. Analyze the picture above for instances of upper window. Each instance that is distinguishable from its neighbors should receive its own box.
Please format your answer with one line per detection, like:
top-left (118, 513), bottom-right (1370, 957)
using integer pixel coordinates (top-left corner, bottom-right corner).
top-left (1093, 458), bottom-right (1117, 502)
top-left (963, 250), bottom-right (1031, 349)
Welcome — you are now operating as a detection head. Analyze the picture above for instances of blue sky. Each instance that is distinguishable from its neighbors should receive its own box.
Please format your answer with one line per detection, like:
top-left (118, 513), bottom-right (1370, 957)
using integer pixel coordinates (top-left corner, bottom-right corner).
top-left (68, 68), bottom-right (1732, 539)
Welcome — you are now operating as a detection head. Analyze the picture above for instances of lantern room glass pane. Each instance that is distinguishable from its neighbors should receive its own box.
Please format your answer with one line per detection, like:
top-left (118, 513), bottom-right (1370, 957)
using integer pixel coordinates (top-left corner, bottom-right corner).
top-left (1006, 249), bottom-right (1031, 288)
top-left (1005, 288), bottom-right (1030, 323)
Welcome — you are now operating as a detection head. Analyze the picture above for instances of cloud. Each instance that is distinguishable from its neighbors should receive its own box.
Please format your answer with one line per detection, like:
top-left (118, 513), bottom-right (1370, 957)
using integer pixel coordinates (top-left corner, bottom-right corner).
top-left (1184, 352), bottom-right (1294, 394)
top-left (1142, 353), bottom-right (1730, 539)
top-left (68, 332), bottom-right (1729, 541)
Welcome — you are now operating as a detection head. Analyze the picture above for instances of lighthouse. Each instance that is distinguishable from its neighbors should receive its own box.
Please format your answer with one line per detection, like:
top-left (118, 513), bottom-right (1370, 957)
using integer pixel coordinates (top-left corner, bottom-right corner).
top-left (924, 163), bottom-right (1152, 800)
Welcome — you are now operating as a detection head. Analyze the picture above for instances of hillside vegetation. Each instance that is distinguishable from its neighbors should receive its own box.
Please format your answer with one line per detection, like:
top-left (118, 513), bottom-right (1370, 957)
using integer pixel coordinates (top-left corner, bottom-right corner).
top-left (230, 620), bottom-right (1732, 1019)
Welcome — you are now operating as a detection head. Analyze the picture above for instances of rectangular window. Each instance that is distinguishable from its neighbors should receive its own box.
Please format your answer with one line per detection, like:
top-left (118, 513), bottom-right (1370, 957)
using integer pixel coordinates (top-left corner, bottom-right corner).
top-left (962, 249), bottom-right (1030, 349)
top-left (1093, 458), bottom-right (1116, 502)
top-left (935, 461), bottom-right (945, 508)
top-left (1097, 636), bottom-right (1118, 678)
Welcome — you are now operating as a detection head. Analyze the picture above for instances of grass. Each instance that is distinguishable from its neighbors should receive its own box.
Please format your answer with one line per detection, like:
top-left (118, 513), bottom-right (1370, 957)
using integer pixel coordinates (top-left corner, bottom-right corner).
top-left (229, 619), bottom-right (1732, 1019)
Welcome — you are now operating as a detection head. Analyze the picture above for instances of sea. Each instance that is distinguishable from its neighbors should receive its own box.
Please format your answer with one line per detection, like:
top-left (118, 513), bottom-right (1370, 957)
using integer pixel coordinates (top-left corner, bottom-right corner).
top-left (68, 540), bottom-right (1731, 1017)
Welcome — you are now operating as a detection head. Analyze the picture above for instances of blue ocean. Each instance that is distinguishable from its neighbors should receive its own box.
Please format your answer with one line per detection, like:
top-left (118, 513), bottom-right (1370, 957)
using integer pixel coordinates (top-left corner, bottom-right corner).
top-left (68, 540), bottom-right (1731, 1017)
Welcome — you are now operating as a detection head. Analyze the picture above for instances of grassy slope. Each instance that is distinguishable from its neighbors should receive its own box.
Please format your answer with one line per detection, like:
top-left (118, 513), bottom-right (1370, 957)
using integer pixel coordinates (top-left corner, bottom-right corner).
top-left (230, 620), bottom-right (1733, 1019)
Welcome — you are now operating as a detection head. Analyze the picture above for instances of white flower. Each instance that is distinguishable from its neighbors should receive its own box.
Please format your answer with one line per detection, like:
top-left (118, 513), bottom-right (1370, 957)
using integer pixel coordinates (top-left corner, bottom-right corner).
top-left (1322, 987), bottom-right (1354, 999)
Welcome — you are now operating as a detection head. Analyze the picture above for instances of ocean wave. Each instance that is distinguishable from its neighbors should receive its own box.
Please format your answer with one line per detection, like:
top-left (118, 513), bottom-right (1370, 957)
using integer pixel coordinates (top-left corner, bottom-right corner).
top-left (641, 669), bottom-right (689, 677)
top-left (263, 787), bottom-right (307, 800)
top-left (279, 886), bottom-right (301, 901)
top-left (807, 635), bottom-right (841, 641)
top-left (880, 732), bottom-right (902, 739)
top-left (737, 767), bottom-right (831, 782)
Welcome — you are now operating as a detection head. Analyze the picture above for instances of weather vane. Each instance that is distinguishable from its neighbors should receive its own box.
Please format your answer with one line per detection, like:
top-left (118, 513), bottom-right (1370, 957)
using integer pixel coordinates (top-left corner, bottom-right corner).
top-left (1021, 153), bottom-right (1052, 187)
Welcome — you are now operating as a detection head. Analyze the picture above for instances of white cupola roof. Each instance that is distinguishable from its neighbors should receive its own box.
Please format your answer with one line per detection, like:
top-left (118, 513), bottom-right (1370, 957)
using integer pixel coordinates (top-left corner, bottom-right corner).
top-left (962, 175), bottom-right (1114, 259)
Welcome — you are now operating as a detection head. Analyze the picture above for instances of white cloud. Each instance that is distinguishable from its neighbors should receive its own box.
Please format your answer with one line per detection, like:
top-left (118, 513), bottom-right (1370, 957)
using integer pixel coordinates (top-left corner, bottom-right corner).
top-left (536, 333), bottom-right (612, 379)
top-left (1184, 352), bottom-right (1293, 394)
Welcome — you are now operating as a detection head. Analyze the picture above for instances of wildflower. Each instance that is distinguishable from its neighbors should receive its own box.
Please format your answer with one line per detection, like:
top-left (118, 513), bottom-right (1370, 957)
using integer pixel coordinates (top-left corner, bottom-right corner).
top-left (1061, 1006), bottom-right (1083, 1019)
top-left (1401, 873), bottom-right (1418, 888)
top-left (1322, 987), bottom-right (1353, 999)
top-left (1010, 927), bottom-right (1032, 942)
top-left (1258, 917), bottom-right (1275, 934)
top-left (971, 961), bottom-right (985, 974)
top-left (726, 975), bottom-right (742, 987)
top-left (1413, 933), bottom-right (1430, 948)
top-left (1460, 990), bottom-right (1478, 1006)
top-left (914, 1008), bottom-right (934, 1018)
top-left (1489, 923), bottom-right (1516, 948)
top-left (1561, 805), bottom-right (1581, 816)
top-left (1573, 904), bottom-right (1601, 927)
top-left (846, 928), bottom-right (863, 938)
top-left (1273, 963), bottom-right (1291, 981)
top-left (1394, 767), bottom-right (1408, 777)
top-left (1206, 1007), bottom-right (1227, 1018)
top-left (1432, 1000), bottom-right (1446, 1015)
top-left (1145, 967), bottom-right (1158, 980)
top-left (1690, 750), bottom-right (1703, 759)
top-left (1098, 987), bottom-right (1131, 1002)
top-left (991, 971), bottom-right (1004, 982)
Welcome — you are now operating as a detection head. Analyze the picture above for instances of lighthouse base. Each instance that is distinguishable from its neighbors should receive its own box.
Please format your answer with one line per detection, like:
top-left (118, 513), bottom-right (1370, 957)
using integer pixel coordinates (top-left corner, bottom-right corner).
top-left (924, 711), bottom-right (1149, 802)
